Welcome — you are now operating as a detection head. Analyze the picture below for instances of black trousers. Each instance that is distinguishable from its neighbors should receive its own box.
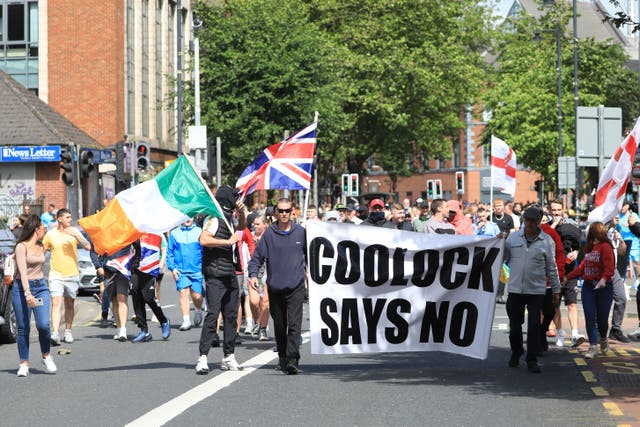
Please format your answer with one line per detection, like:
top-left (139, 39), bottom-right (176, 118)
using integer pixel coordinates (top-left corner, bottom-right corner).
top-left (507, 293), bottom-right (545, 363)
top-left (539, 288), bottom-right (555, 350)
top-left (131, 270), bottom-right (167, 332)
top-left (199, 275), bottom-right (238, 356)
top-left (269, 283), bottom-right (305, 363)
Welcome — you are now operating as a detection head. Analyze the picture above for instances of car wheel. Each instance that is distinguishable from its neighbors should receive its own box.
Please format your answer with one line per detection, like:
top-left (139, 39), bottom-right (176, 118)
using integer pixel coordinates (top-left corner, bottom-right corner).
top-left (0, 290), bottom-right (17, 343)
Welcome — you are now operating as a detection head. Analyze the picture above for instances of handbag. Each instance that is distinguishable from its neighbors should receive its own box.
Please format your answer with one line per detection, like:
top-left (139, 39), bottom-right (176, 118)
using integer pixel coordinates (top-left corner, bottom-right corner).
top-left (3, 253), bottom-right (15, 285)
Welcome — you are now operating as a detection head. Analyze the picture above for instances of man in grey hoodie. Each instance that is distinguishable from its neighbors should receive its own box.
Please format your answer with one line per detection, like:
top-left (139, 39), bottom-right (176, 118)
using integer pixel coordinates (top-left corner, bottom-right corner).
top-left (249, 198), bottom-right (306, 374)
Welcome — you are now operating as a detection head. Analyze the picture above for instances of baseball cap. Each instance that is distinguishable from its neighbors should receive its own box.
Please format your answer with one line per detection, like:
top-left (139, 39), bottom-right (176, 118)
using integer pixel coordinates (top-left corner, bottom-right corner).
top-left (522, 205), bottom-right (543, 221)
top-left (324, 210), bottom-right (340, 222)
top-left (346, 203), bottom-right (355, 211)
top-left (369, 199), bottom-right (384, 209)
top-left (334, 203), bottom-right (347, 210)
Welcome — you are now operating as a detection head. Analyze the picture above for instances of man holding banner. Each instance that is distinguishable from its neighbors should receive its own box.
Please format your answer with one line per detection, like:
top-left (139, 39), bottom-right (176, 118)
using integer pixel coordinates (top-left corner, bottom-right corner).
top-left (504, 205), bottom-right (560, 373)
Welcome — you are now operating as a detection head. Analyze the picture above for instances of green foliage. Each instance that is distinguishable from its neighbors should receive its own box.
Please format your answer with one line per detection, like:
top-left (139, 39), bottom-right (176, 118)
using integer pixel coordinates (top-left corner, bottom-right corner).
top-left (195, 0), bottom-right (495, 188)
top-left (483, 6), bottom-right (640, 190)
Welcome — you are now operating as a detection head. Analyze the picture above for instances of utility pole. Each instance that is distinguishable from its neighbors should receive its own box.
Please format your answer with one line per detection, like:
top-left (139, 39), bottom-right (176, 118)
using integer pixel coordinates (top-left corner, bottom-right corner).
top-left (176, 0), bottom-right (183, 156)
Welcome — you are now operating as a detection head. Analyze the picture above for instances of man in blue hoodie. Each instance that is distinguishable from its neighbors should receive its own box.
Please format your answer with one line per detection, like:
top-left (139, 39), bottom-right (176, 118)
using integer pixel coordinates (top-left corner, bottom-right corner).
top-left (249, 198), bottom-right (307, 375)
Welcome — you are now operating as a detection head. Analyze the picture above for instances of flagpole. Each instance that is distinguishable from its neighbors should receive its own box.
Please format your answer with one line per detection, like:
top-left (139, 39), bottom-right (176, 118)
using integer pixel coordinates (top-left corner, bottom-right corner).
top-left (183, 154), bottom-right (234, 232)
top-left (301, 111), bottom-right (320, 222)
top-left (490, 135), bottom-right (494, 216)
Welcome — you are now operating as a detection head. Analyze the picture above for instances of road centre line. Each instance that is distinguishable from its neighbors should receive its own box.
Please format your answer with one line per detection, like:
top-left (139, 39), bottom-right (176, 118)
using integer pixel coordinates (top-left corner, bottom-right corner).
top-left (603, 402), bottom-right (623, 416)
top-left (126, 332), bottom-right (311, 427)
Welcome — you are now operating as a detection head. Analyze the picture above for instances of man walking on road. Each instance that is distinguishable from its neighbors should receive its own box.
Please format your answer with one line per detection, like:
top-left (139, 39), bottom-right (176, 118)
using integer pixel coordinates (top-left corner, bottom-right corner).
top-left (43, 208), bottom-right (91, 345)
top-left (504, 205), bottom-right (561, 373)
top-left (196, 186), bottom-right (246, 374)
top-left (249, 198), bottom-right (307, 374)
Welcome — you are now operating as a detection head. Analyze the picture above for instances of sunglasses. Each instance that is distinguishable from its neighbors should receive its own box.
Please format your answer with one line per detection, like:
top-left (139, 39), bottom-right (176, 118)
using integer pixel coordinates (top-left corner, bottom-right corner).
top-left (277, 208), bottom-right (292, 214)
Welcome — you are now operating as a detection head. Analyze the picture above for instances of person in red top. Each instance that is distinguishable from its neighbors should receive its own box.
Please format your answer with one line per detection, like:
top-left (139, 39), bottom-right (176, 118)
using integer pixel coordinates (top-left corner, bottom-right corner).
top-left (446, 200), bottom-right (474, 235)
top-left (540, 216), bottom-right (565, 350)
top-left (564, 222), bottom-right (615, 359)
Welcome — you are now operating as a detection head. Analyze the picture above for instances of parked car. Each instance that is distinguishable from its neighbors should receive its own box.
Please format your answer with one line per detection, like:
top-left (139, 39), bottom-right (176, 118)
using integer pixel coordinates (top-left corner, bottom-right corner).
top-left (78, 248), bottom-right (100, 295)
top-left (0, 227), bottom-right (16, 343)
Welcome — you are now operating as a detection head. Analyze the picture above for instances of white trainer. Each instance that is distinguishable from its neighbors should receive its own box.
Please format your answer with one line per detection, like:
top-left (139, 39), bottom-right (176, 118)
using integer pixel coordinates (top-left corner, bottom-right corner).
top-left (221, 354), bottom-right (242, 371)
top-left (64, 330), bottom-right (74, 343)
top-left (195, 355), bottom-right (209, 375)
top-left (555, 330), bottom-right (565, 347)
top-left (42, 355), bottom-right (57, 374)
top-left (17, 364), bottom-right (29, 377)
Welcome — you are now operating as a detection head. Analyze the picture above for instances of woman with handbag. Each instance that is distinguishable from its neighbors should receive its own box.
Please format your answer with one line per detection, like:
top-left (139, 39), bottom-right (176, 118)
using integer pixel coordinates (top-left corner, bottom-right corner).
top-left (12, 214), bottom-right (56, 377)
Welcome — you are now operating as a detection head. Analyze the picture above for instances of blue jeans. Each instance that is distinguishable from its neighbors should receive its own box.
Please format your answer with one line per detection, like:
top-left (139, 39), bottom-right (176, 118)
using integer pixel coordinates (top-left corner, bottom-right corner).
top-left (12, 278), bottom-right (51, 361)
top-left (581, 280), bottom-right (614, 345)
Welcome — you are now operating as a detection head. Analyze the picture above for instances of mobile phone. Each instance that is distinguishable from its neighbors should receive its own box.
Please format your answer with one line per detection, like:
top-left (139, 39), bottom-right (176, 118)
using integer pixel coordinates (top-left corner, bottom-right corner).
top-left (33, 297), bottom-right (44, 306)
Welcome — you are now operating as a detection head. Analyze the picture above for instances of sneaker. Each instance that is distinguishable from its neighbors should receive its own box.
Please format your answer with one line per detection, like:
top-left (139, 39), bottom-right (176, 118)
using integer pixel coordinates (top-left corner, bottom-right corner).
top-left (221, 354), bottom-right (242, 371)
top-left (100, 317), bottom-right (109, 328)
top-left (17, 364), bottom-right (29, 377)
top-left (132, 331), bottom-right (152, 343)
top-left (585, 345), bottom-right (598, 359)
top-left (496, 296), bottom-right (506, 304)
top-left (571, 336), bottom-right (586, 348)
top-left (114, 332), bottom-right (127, 342)
top-left (285, 358), bottom-right (299, 375)
top-left (609, 329), bottom-right (630, 343)
top-left (555, 330), bottom-right (565, 347)
top-left (258, 328), bottom-right (268, 341)
top-left (600, 337), bottom-right (609, 354)
top-left (179, 321), bottom-right (192, 331)
top-left (161, 321), bottom-right (171, 340)
top-left (193, 311), bottom-right (203, 327)
top-left (196, 355), bottom-right (209, 375)
top-left (526, 361), bottom-right (541, 373)
top-left (93, 293), bottom-right (102, 304)
top-left (244, 322), bottom-right (255, 335)
top-left (251, 324), bottom-right (260, 338)
top-left (629, 328), bottom-right (640, 340)
top-left (131, 314), bottom-right (138, 323)
top-left (63, 330), bottom-right (74, 343)
top-left (42, 355), bottom-right (57, 374)
top-left (50, 332), bottom-right (61, 346)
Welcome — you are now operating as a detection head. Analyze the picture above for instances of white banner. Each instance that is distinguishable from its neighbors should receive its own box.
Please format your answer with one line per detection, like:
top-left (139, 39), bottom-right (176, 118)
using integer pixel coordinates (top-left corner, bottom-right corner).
top-left (307, 221), bottom-right (504, 360)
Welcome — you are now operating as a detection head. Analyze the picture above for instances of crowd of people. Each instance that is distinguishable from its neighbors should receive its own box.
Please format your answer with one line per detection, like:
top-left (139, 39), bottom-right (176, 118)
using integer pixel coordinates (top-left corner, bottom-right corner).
top-left (7, 191), bottom-right (640, 377)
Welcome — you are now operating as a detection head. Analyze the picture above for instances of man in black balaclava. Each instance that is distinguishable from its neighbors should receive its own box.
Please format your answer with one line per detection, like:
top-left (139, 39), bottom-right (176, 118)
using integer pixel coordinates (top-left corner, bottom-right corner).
top-left (195, 185), bottom-right (247, 374)
top-left (361, 199), bottom-right (387, 227)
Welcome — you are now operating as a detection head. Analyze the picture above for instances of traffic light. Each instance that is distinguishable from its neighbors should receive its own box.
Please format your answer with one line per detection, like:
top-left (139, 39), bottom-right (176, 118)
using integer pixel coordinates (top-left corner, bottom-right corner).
top-left (427, 180), bottom-right (434, 199)
top-left (60, 145), bottom-right (75, 186)
top-left (534, 180), bottom-right (543, 193)
top-left (79, 149), bottom-right (94, 177)
top-left (350, 173), bottom-right (359, 197)
top-left (434, 179), bottom-right (442, 198)
top-left (136, 141), bottom-right (151, 171)
top-left (115, 141), bottom-right (126, 182)
top-left (342, 174), bottom-right (350, 196)
top-left (455, 171), bottom-right (464, 194)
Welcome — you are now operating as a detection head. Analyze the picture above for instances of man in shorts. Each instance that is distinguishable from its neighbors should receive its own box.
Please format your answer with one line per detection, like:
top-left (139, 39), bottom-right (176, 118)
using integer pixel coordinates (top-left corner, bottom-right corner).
top-left (167, 218), bottom-right (204, 331)
top-left (42, 208), bottom-right (91, 345)
top-left (103, 245), bottom-right (135, 341)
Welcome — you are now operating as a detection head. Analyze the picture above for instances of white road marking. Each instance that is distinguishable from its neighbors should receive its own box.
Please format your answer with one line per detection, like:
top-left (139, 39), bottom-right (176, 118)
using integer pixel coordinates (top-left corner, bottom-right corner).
top-left (126, 332), bottom-right (311, 427)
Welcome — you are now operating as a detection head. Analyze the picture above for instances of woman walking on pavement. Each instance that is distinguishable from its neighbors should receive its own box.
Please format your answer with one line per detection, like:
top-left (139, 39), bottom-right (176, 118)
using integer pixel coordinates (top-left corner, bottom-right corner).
top-left (564, 222), bottom-right (616, 359)
top-left (12, 214), bottom-right (57, 376)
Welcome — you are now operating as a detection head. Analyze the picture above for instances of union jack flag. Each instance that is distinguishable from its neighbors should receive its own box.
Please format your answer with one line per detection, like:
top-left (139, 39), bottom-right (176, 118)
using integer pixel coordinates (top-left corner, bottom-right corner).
top-left (235, 120), bottom-right (317, 197)
top-left (138, 234), bottom-right (162, 277)
top-left (106, 247), bottom-right (135, 279)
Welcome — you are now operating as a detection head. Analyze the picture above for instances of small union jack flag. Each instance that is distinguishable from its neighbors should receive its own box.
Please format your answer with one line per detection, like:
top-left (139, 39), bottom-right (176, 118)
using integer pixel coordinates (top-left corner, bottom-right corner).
top-left (235, 120), bottom-right (317, 197)
top-left (138, 234), bottom-right (162, 277)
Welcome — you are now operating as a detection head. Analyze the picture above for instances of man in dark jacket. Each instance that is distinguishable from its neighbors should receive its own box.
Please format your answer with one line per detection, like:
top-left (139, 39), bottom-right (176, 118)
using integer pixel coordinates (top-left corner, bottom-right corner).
top-left (361, 199), bottom-right (387, 227)
top-left (248, 197), bottom-right (306, 374)
top-left (196, 186), bottom-right (246, 374)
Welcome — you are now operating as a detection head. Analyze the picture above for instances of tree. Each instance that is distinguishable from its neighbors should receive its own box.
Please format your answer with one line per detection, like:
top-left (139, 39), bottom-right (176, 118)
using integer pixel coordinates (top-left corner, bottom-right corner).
top-left (308, 0), bottom-right (496, 190)
top-left (195, 0), bottom-right (347, 185)
top-left (483, 6), bottom-right (640, 191)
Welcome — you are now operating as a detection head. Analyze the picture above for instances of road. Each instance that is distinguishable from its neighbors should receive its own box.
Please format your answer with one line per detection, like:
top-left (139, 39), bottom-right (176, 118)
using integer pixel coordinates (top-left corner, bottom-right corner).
top-left (1, 277), bottom-right (640, 426)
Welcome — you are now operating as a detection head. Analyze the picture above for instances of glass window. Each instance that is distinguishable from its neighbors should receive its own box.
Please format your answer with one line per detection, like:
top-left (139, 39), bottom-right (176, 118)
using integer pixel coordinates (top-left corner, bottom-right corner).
top-left (28, 2), bottom-right (37, 43)
top-left (8, 3), bottom-right (25, 42)
top-left (0, 6), bottom-right (4, 42)
top-left (6, 58), bottom-right (26, 74)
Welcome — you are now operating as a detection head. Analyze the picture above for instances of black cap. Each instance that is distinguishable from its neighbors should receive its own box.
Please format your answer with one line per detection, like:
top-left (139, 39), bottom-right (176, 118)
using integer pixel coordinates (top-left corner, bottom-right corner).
top-left (522, 205), bottom-right (543, 221)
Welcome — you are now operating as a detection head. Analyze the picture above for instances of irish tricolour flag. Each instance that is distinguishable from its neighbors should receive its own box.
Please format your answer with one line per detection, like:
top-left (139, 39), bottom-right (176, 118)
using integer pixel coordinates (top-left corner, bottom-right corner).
top-left (79, 155), bottom-right (223, 255)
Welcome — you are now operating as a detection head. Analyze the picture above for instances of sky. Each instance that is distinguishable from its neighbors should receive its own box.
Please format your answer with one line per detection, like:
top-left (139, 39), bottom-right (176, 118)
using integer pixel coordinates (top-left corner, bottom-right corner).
top-left (489, 0), bottom-right (629, 20)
